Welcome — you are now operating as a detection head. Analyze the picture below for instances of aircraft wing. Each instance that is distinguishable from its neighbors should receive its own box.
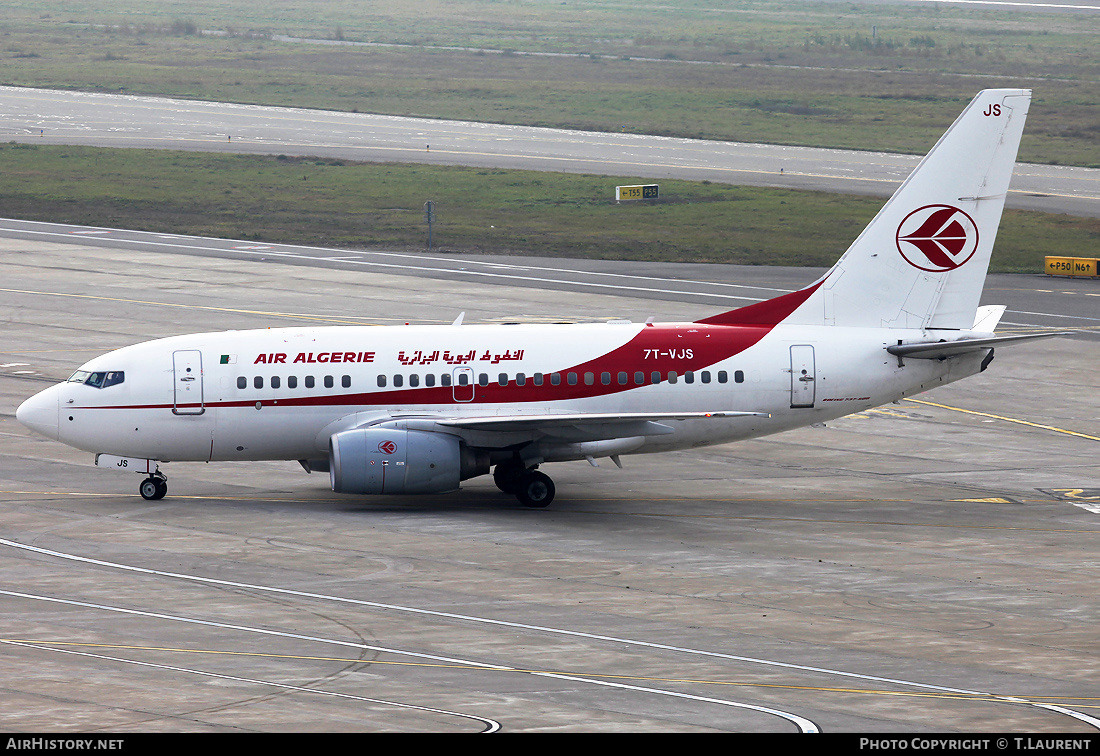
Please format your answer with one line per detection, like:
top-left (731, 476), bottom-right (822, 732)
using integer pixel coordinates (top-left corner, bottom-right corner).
top-left (434, 410), bottom-right (768, 434)
top-left (886, 332), bottom-right (1068, 360)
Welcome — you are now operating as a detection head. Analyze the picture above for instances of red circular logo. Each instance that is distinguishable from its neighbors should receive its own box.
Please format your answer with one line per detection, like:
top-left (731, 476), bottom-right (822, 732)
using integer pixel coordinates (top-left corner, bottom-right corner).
top-left (896, 204), bottom-right (979, 272)
top-left (377, 440), bottom-right (397, 455)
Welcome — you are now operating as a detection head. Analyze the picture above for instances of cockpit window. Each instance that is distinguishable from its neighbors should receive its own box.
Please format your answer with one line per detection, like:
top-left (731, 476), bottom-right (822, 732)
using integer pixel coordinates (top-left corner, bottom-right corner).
top-left (67, 370), bottom-right (124, 388)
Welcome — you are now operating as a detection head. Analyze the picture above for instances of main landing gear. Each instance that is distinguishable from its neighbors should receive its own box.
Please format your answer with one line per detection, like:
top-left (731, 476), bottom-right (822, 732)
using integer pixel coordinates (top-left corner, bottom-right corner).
top-left (494, 462), bottom-right (555, 508)
top-left (139, 472), bottom-right (168, 501)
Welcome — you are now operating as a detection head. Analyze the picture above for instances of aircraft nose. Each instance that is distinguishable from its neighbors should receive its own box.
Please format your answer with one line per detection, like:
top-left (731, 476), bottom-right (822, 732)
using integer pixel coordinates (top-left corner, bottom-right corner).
top-left (16, 384), bottom-right (60, 441)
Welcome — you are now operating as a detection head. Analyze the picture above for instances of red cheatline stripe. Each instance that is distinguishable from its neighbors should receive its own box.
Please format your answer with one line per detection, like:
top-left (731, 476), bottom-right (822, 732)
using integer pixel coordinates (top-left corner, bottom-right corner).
top-left (74, 321), bottom-right (781, 411)
top-left (695, 279), bottom-right (825, 327)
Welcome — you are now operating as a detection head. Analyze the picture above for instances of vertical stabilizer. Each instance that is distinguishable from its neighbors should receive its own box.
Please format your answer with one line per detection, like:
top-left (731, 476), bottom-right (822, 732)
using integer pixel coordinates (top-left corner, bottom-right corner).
top-left (814, 89), bottom-right (1029, 329)
top-left (706, 90), bottom-right (1031, 330)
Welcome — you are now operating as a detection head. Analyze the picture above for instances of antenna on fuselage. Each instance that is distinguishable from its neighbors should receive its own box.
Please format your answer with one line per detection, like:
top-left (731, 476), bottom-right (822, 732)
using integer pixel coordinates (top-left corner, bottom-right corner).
top-left (452, 312), bottom-right (465, 326)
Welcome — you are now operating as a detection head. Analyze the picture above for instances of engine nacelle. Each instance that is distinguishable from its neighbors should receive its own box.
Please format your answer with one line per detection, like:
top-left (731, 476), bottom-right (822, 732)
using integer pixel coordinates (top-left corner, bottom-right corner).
top-left (329, 428), bottom-right (461, 495)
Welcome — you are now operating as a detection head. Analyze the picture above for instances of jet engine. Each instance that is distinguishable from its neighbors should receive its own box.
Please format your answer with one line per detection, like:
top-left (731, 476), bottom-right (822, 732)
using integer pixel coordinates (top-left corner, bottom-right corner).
top-left (329, 428), bottom-right (464, 494)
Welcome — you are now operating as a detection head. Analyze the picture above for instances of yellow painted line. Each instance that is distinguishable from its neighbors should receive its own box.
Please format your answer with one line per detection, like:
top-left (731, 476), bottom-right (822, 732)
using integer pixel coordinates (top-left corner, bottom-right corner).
top-left (1, 639), bottom-right (499, 671)
top-left (996, 325), bottom-right (1100, 333)
top-left (3, 491), bottom-right (1095, 531)
top-left (565, 511), bottom-right (1100, 534)
top-left (6, 638), bottom-right (1097, 709)
top-left (865, 408), bottom-right (912, 418)
top-left (0, 490), bottom-right (330, 505)
top-left (0, 287), bottom-right (379, 326)
top-left (0, 349), bottom-right (106, 355)
top-left (904, 398), bottom-right (1100, 443)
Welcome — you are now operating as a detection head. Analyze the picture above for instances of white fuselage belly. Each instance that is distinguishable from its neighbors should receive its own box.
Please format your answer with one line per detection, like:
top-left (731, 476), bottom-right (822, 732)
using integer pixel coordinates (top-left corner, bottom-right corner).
top-left (48, 322), bottom-right (981, 463)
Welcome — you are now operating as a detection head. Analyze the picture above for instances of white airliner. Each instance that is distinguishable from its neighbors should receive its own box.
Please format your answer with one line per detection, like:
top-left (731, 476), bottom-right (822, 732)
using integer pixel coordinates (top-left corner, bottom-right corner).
top-left (17, 89), bottom-right (1053, 507)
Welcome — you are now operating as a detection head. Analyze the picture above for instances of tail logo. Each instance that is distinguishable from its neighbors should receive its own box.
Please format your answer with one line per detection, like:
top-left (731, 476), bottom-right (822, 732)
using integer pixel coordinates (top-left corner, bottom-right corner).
top-left (896, 204), bottom-right (980, 272)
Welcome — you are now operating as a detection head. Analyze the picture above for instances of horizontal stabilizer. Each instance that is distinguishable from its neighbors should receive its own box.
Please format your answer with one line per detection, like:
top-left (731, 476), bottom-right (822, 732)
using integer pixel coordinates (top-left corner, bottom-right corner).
top-left (886, 332), bottom-right (1067, 360)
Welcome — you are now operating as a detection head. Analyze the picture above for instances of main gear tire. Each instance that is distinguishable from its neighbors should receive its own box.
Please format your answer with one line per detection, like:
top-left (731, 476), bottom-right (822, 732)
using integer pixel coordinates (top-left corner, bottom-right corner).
top-left (493, 463), bottom-right (525, 494)
top-left (515, 470), bottom-right (555, 508)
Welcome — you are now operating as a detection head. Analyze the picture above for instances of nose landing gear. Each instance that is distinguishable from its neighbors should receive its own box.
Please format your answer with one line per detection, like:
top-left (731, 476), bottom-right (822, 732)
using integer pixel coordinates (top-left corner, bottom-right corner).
top-left (93, 454), bottom-right (167, 500)
top-left (139, 473), bottom-right (168, 501)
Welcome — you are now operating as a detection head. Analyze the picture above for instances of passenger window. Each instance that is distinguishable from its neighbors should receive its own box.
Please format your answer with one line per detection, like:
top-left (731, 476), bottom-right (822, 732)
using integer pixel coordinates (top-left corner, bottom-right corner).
top-left (567, 372), bottom-right (578, 386)
top-left (409, 374), bottom-right (419, 387)
top-left (377, 375), bottom-right (387, 388)
top-left (254, 376), bottom-right (263, 389)
top-left (601, 372), bottom-right (611, 385)
top-left (426, 374), bottom-right (436, 387)
top-left (684, 371), bottom-right (694, 384)
top-left (393, 374), bottom-right (403, 388)
top-left (718, 371), bottom-right (728, 384)
top-left (668, 371), bottom-right (678, 384)
top-left (701, 371), bottom-right (711, 384)
top-left (342, 375), bottom-right (351, 388)
top-left (516, 373), bottom-right (526, 386)
top-left (498, 373), bottom-right (508, 386)
top-left (287, 375), bottom-right (298, 389)
top-left (550, 373), bottom-right (561, 386)
top-left (479, 373), bottom-right (489, 386)
top-left (651, 371), bottom-right (661, 384)
top-left (735, 370), bottom-right (745, 384)
top-left (583, 372), bottom-right (594, 385)
top-left (457, 373), bottom-right (469, 386)
top-left (271, 376), bottom-right (281, 389)
top-left (442, 373), bottom-right (452, 387)
top-left (533, 373), bottom-right (544, 386)
top-left (237, 376), bottom-right (247, 389)
top-left (305, 375), bottom-right (315, 388)
top-left (324, 375), bottom-right (334, 388)
top-left (634, 371), bottom-right (644, 385)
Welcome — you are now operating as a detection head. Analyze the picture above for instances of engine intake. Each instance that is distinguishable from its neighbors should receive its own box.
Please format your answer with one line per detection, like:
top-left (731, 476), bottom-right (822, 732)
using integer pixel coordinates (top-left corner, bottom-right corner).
top-left (329, 428), bottom-right (462, 495)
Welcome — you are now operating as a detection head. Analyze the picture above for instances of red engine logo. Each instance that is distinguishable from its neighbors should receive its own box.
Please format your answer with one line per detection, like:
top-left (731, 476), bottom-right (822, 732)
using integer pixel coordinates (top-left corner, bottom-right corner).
top-left (377, 440), bottom-right (397, 455)
top-left (896, 204), bottom-right (979, 272)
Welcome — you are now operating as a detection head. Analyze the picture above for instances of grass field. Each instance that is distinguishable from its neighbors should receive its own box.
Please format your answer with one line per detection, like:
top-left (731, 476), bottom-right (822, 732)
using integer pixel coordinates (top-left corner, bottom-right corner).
top-left (2, 3), bottom-right (1095, 274)
top-left (3, 1), bottom-right (1098, 166)
top-left (2, 142), bottom-right (1093, 274)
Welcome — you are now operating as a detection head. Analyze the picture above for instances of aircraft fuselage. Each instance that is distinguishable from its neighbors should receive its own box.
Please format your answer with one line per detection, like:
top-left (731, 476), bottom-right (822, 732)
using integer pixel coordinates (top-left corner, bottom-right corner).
top-left (23, 322), bottom-right (984, 464)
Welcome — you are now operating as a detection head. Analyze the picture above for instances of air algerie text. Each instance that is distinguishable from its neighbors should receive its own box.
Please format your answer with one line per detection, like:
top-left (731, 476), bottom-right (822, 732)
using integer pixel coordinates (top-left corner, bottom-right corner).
top-left (253, 352), bottom-right (376, 364)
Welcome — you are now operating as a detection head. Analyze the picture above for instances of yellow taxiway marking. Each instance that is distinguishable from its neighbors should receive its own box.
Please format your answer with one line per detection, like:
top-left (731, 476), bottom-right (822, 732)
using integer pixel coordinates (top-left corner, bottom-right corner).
top-left (904, 398), bottom-right (1100, 443)
top-left (567, 511), bottom-right (1100, 533)
top-left (0, 287), bottom-right (382, 326)
top-left (5, 491), bottom-right (1096, 533)
top-left (5, 638), bottom-right (1096, 710)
